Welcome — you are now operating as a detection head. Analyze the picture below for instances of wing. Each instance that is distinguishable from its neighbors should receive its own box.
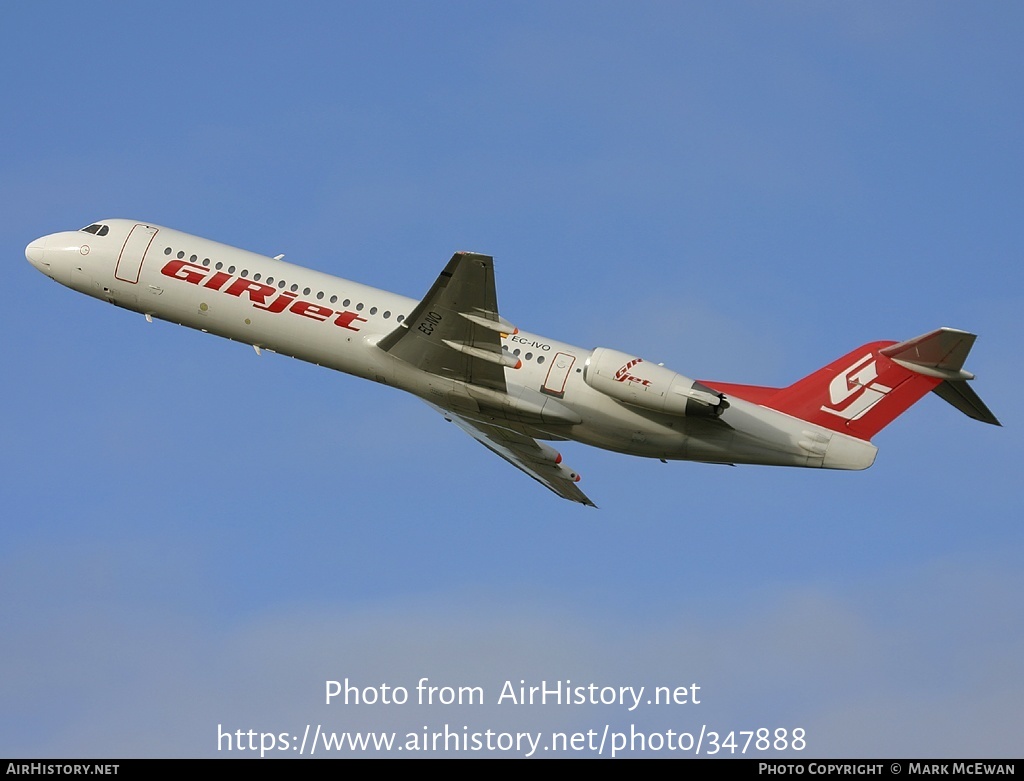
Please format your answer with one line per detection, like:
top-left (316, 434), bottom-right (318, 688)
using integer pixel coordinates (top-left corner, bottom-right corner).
top-left (435, 406), bottom-right (597, 508)
top-left (377, 252), bottom-right (519, 391)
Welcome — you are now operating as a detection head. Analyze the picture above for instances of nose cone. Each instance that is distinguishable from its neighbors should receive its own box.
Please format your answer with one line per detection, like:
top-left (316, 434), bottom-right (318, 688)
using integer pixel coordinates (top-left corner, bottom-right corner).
top-left (27, 231), bottom-right (90, 285)
top-left (26, 237), bottom-right (47, 268)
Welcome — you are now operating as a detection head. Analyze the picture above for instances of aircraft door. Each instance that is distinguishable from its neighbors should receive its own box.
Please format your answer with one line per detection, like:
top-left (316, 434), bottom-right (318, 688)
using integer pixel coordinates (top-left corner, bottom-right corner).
top-left (542, 352), bottom-right (576, 397)
top-left (114, 224), bottom-right (159, 284)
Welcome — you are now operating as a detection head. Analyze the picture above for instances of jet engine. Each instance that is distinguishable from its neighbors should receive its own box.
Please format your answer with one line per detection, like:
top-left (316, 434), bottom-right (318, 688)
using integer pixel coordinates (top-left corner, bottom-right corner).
top-left (583, 347), bottom-right (727, 418)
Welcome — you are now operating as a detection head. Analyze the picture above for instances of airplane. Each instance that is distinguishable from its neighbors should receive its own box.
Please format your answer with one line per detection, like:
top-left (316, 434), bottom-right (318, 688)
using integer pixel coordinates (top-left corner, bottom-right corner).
top-left (26, 219), bottom-right (1000, 507)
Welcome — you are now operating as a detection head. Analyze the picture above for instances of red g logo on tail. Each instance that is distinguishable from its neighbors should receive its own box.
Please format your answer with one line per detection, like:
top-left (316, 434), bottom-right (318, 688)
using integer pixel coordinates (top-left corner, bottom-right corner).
top-left (821, 354), bottom-right (892, 421)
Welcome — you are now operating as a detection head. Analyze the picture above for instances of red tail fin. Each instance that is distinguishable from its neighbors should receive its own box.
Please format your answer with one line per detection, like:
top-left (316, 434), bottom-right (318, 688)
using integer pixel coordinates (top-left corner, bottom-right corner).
top-left (705, 329), bottom-right (997, 440)
top-left (762, 341), bottom-right (940, 440)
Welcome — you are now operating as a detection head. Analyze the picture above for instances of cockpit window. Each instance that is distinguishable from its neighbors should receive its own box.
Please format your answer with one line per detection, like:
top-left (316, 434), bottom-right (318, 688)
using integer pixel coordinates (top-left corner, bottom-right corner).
top-left (81, 224), bottom-right (110, 236)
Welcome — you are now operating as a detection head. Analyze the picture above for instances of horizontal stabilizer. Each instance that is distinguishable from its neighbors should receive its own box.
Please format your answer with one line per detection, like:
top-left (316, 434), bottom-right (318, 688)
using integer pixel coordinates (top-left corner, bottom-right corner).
top-left (879, 327), bottom-right (977, 380)
top-left (879, 328), bottom-right (1000, 426)
top-left (932, 380), bottom-right (1001, 426)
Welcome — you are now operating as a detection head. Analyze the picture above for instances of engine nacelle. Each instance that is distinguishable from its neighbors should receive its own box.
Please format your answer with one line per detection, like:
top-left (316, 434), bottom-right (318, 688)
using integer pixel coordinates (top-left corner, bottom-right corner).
top-left (583, 347), bottom-right (727, 418)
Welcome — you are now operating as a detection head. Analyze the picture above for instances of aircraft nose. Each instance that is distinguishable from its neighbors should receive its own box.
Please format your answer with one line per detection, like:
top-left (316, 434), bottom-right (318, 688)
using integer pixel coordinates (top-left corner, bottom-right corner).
top-left (26, 237), bottom-right (46, 267)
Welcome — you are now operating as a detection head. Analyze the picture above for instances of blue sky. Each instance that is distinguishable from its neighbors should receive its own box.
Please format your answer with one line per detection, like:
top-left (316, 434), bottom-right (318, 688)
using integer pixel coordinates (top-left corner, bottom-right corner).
top-left (3, 2), bottom-right (1021, 757)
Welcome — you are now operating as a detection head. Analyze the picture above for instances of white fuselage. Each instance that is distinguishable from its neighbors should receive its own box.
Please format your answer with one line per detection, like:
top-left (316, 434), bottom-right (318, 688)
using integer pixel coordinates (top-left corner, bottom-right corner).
top-left (26, 219), bottom-right (876, 472)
